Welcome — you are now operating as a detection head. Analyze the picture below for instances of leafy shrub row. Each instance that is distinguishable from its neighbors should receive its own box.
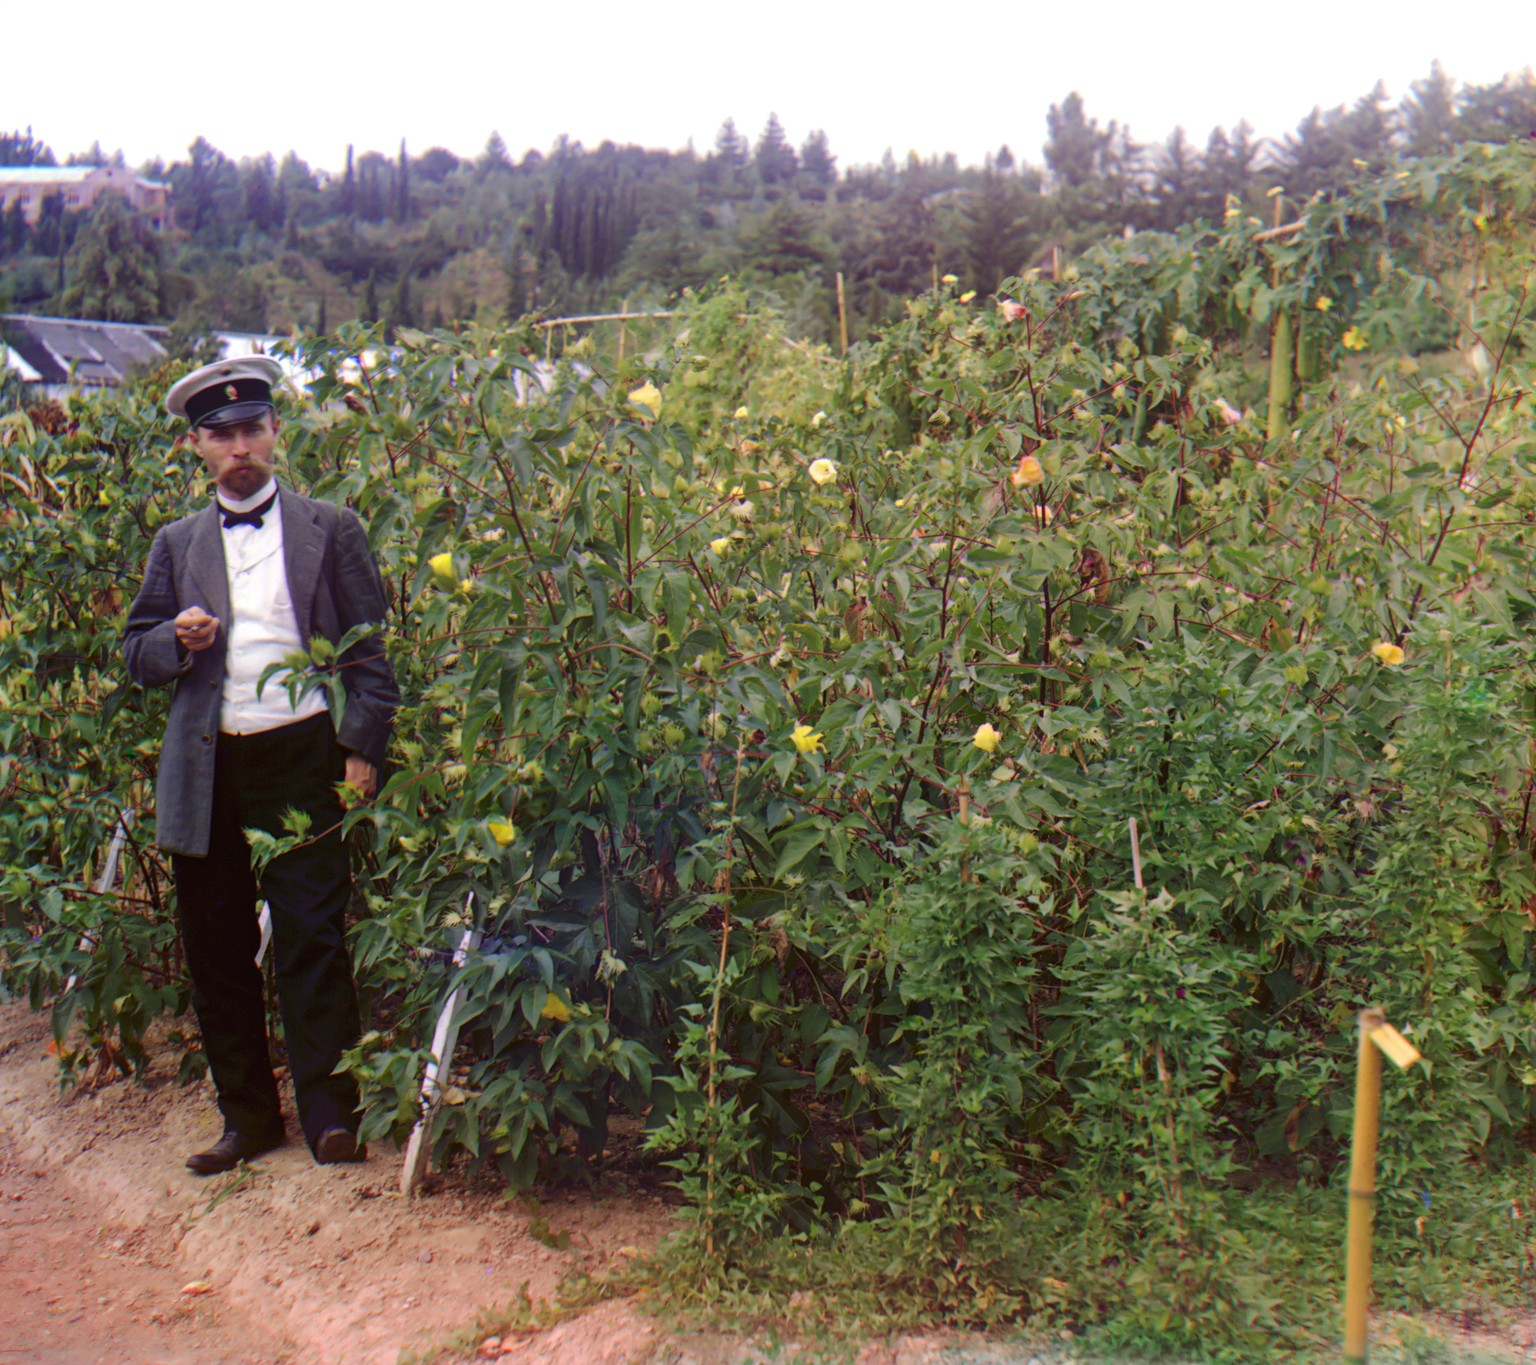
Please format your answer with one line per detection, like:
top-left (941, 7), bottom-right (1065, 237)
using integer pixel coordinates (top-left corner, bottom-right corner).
top-left (4, 140), bottom-right (1536, 1348)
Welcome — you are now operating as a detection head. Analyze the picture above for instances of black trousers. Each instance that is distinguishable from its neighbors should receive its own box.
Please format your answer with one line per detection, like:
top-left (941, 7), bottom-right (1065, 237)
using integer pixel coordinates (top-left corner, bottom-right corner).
top-left (172, 712), bottom-right (361, 1150)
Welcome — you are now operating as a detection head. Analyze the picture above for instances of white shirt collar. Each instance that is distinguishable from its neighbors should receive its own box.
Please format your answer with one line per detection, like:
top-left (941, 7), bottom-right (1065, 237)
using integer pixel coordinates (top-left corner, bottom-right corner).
top-left (216, 478), bottom-right (279, 514)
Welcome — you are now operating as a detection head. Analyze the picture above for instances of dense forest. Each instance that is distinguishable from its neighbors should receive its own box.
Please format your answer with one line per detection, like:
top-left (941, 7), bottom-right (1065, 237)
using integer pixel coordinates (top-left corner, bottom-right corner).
top-left (2, 62), bottom-right (1534, 346)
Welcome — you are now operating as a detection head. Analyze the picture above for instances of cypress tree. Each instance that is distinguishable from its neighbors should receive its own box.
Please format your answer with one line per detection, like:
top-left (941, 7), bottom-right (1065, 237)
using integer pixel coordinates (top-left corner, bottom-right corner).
top-left (754, 113), bottom-right (798, 187)
top-left (387, 269), bottom-right (413, 337)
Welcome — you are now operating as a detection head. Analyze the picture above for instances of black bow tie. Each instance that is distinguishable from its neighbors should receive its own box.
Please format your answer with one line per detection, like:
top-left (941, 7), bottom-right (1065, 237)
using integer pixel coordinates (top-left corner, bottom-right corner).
top-left (220, 491), bottom-right (278, 529)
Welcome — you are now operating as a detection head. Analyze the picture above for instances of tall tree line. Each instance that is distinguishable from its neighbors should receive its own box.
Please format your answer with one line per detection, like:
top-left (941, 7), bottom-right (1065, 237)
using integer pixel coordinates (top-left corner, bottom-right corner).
top-left (1, 63), bottom-right (1532, 340)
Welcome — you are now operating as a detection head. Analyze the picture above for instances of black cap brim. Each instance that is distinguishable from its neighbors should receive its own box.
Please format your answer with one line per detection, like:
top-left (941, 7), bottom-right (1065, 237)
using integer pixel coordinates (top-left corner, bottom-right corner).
top-left (196, 401), bottom-right (275, 429)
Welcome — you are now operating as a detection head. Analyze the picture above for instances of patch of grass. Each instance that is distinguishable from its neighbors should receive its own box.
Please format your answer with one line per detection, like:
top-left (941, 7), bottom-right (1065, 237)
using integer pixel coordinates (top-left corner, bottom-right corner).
top-left (184, 1161), bottom-right (261, 1226)
top-left (416, 1157), bottom-right (1536, 1363)
top-left (616, 1159), bottom-right (1536, 1364)
top-left (396, 1271), bottom-right (628, 1365)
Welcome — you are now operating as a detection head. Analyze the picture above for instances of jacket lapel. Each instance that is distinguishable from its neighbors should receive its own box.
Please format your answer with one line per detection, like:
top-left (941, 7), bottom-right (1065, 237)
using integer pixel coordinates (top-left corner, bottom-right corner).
top-left (187, 505), bottom-right (230, 624)
top-left (281, 494), bottom-right (324, 643)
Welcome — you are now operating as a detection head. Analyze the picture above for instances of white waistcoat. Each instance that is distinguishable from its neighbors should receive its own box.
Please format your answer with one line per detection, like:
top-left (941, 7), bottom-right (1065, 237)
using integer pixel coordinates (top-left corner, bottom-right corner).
top-left (216, 481), bottom-right (327, 735)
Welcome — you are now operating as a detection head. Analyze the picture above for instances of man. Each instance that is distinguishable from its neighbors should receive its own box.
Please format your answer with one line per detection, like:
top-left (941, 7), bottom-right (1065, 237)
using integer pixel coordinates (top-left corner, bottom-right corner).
top-left (123, 356), bottom-right (399, 1175)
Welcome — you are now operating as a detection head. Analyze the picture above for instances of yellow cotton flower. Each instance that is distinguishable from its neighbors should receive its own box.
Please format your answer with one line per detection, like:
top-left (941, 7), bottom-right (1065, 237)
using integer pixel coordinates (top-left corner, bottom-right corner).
top-left (1011, 455), bottom-right (1044, 488)
top-left (628, 381), bottom-right (662, 419)
top-left (972, 723), bottom-right (1001, 753)
top-left (709, 536), bottom-right (731, 554)
top-left (734, 405), bottom-right (750, 419)
top-left (428, 551), bottom-right (456, 585)
top-left (1315, 297), bottom-right (1333, 313)
top-left (540, 993), bottom-right (572, 1023)
top-left (1371, 642), bottom-right (1405, 667)
top-left (808, 458), bottom-right (838, 486)
top-left (1341, 326), bottom-right (1368, 352)
top-left (959, 290), bottom-right (977, 303)
top-left (486, 818), bottom-right (517, 846)
top-left (790, 723), bottom-right (824, 755)
top-left (941, 273), bottom-right (958, 285)
top-left (1474, 212), bottom-right (1489, 233)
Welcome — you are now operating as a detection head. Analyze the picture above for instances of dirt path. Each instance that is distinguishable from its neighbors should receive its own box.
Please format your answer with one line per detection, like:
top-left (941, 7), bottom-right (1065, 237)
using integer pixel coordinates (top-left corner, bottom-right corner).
top-left (0, 1001), bottom-right (676, 1365)
top-left (6, 998), bottom-right (1534, 1365)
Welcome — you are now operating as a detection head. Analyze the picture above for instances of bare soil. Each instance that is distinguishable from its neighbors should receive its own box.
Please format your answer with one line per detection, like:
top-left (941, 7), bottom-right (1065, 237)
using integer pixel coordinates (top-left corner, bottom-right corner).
top-left (0, 1000), bottom-right (678, 1365)
top-left (3, 998), bottom-right (1533, 1365)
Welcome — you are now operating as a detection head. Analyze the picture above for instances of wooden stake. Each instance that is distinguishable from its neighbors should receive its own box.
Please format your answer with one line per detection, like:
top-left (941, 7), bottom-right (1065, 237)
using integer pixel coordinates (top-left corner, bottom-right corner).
top-left (1267, 309), bottom-right (1295, 441)
top-left (1154, 1042), bottom-right (1184, 1209)
top-left (835, 272), bottom-right (848, 356)
top-left (1252, 219), bottom-right (1306, 242)
top-left (1129, 817), bottom-right (1181, 1210)
top-left (617, 297), bottom-right (629, 365)
top-left (957, 776), bottom-right (972, 882)
top-left (1343, 1007), bottom-right (1385, 1364)
top-left (703, 739), bottom-right (749, 1256)
top-left (1264, 193), bottom-right (1294, 444)
top-left (530, 310), bottom-right (675, 329)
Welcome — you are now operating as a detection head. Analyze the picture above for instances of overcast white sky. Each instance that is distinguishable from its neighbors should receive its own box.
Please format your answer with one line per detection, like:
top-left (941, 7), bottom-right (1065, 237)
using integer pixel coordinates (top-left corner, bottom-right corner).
top-left (7, 1), bottom-right (1533, 174)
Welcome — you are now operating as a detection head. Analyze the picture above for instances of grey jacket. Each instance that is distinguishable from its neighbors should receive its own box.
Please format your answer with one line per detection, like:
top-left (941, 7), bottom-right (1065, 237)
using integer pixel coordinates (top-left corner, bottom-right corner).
top-left (123, 489), bottom-right (400, 857)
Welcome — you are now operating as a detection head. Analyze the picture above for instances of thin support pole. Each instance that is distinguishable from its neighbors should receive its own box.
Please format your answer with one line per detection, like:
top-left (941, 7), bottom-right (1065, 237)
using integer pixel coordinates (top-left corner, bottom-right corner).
top-left (64, 809), bottom-right (135, 994)
top-left (255, 903), bottom-right (272, 968)
top-left (957, 776), bottom-right (972, 882)
top-left (1343, 1006), bottom-right (1386, 1364)
top-left (835, 272), bottom-right (848, 356)
top-left (400, 893), bottom-right (483, 1195)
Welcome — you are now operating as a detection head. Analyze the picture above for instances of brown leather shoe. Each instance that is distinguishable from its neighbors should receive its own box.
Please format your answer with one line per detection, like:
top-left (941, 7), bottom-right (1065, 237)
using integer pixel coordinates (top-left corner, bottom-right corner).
top-left (314, 1126), bottom-right (366, 1165)
top-left (186, 1128), bottom-right (284, 1176)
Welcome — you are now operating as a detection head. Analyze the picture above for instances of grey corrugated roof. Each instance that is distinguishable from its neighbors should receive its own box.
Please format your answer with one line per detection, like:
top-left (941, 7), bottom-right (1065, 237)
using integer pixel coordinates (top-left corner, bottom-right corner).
top-left (1, 315), bottom-right (288, 391)
top-left (1, 314), bottom-right (169, 387)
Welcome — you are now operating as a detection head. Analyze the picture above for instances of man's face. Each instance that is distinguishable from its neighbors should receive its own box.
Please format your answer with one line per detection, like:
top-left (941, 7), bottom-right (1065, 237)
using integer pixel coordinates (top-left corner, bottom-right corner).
top-left (189, 413), bottom-right (280, 501)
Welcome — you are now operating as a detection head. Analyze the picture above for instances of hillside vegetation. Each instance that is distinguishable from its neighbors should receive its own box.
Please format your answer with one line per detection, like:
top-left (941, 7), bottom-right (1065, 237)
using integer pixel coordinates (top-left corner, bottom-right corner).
top-left (1, 63), bottom-right (1533, 348)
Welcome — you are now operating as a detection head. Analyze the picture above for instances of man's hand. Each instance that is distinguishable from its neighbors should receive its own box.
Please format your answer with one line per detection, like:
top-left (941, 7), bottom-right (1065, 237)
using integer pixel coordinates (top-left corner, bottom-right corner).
top-left (342, 753), bottom-right (378, 805)
top-left (174, 605), bottom-right (220, 652)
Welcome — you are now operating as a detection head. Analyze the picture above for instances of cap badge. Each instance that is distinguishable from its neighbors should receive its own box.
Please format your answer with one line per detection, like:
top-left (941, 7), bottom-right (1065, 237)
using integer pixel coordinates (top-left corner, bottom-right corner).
top-left (225, 383), bottom-right (240, 400)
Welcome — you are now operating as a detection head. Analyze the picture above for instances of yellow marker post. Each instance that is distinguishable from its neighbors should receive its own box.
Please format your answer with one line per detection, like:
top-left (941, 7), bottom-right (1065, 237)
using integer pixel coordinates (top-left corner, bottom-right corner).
top-left (1343, 1007), bottom-right (1421, 1363)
